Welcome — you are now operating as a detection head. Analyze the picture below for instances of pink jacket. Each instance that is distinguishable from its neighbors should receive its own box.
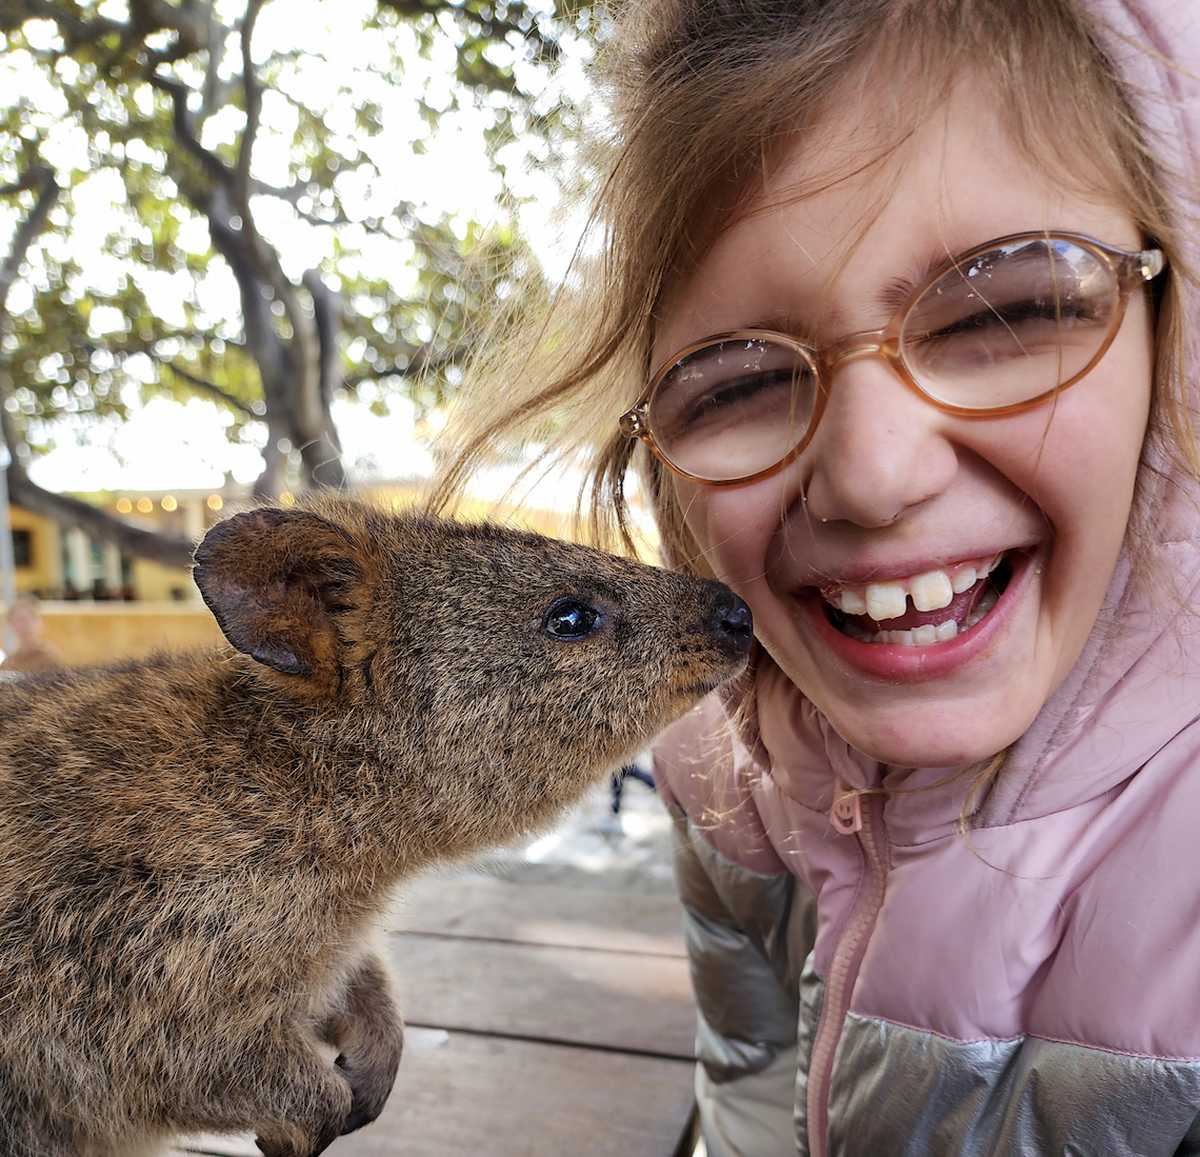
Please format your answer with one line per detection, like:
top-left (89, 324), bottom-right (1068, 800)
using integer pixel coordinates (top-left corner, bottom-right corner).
top-left (654, 3), bottom-right (1200, 1154)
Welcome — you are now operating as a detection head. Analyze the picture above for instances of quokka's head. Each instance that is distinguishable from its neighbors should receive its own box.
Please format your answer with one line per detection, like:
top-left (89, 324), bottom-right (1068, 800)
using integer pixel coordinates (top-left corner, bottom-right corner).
top-left (193, 495), bottom-right (751, 777)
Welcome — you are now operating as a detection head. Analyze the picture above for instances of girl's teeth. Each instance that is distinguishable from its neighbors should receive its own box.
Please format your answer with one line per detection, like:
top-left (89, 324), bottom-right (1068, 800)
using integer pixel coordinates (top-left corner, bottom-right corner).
top-left (862, 592), bottom-right (999, 647)
top-left (827, 561), bottom-right (1007, 647)
top-left (873, 618), bottom-right (959, 646)
top-left (909, 570), bottom-right (954, 612)
top-left (828, 554), bottom-right (1003, 622)
top-left (962, 590), bottom-right (998, 629)
top-left (935, 619), bottom-right (959, 642)
top-left (838, 589), bottom-right (869, 615)
top-left (951, 566), bottom-right (978, 594)
top-left (865, 583), bottom-right (907, 621)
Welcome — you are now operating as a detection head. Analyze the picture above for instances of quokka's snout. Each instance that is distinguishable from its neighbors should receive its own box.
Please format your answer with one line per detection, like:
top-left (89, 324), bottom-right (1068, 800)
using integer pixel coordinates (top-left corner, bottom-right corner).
top-left (0, 495), bottom-right (750, 1157)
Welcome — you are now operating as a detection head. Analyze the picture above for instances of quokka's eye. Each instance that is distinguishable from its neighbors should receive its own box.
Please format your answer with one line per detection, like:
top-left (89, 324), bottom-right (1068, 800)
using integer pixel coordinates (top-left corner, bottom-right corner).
top-left (541, 597), bottom-right (603, 640)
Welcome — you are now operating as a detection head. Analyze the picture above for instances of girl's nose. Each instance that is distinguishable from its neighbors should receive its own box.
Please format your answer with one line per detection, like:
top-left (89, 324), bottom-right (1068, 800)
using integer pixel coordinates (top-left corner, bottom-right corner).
top-left (800, 356), bottom-right (959, 527)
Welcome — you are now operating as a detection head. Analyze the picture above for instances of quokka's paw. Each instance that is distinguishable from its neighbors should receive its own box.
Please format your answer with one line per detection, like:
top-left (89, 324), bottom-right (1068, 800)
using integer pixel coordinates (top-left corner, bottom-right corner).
top-left (254, 1127), bottom-right (339, 1157)
top-left (254, 1086), bottom-right (350, 1157)
top-left (336, 1044), bottom-right (401, 1134)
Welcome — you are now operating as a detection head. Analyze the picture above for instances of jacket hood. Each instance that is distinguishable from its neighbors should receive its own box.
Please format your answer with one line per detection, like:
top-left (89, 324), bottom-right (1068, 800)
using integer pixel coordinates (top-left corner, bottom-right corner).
top-left (713, 0), bottom-right (1200, 835)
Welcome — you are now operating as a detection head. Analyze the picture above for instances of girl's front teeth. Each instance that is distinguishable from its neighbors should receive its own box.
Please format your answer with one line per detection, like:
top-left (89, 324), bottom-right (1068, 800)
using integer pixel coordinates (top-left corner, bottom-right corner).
top-left (828, 555), bottom-right (1001, 618)
top-left (823, 554), bottom-right (1007, 647)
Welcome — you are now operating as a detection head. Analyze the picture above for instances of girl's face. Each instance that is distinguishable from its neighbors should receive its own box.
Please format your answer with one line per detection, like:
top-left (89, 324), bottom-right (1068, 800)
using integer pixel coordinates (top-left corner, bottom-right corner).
top-left (654, 81), bottom-right (1154, 767)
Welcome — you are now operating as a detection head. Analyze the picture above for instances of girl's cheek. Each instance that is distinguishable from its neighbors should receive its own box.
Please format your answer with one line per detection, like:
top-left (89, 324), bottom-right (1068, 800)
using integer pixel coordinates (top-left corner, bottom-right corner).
top-left (687, 496), bottom-right (775, 586)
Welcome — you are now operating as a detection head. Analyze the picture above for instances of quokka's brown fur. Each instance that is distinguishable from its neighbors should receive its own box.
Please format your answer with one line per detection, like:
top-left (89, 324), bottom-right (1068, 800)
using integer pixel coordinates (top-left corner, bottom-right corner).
top-left (0, 495), bottom-right (752, 1157)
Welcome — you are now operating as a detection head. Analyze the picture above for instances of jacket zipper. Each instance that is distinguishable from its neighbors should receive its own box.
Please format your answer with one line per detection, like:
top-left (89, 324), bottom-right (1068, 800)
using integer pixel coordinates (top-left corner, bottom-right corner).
top-left (806, 785), bottom-right (889, 1157)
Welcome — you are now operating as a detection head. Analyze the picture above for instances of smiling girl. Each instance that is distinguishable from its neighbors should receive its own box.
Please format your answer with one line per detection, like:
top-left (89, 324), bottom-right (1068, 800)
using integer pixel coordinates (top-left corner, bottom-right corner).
top-left (434, 1), bottom-right (1200, 1153)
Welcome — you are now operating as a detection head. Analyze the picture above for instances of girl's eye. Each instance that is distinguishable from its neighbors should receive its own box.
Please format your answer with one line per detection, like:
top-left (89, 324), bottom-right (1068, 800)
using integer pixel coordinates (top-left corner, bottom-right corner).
top-left (675, 369), bottom-right (799, 429)
top-left (905, 293), bottom-right (1110, 379)
top-left (541, 598), bottom-right (602, 639)
top-left (921, 296), bottom-right (1097, 341)
top-left (651, 338), bottom-right (816, 436)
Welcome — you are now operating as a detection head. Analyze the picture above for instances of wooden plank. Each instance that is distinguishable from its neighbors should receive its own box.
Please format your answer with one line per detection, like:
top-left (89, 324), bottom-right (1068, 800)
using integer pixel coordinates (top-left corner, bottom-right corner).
top-left (327, 1028), bottom-right (697, 1157)
top-left (169, 1031), bottom-right (696, 1157)
top-left (389, 874), bottom-right (687, 957)
top-left (388, 934), bottom-right (696, 1059)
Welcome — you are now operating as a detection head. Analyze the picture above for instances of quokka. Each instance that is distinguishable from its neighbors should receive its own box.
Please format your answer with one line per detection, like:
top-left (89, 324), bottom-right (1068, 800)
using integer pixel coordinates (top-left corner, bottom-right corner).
top-left (0, 495), bottom-right (752, 1157)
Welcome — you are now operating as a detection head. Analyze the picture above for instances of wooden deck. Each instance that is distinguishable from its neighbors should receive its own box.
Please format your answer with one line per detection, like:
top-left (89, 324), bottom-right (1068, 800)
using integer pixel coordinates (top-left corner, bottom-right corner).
top-left (173, 870), bottom-right (699, 1157)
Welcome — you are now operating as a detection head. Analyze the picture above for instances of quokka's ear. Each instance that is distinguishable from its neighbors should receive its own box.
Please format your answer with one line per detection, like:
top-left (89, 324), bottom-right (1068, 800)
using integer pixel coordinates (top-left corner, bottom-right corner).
top-left (193, 508), bottom-right (362, 680)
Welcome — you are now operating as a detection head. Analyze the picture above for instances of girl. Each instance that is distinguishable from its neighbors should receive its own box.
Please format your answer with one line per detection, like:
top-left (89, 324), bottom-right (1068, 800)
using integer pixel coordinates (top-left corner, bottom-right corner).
top-left (434, 0), bottom-right (1200, 1153)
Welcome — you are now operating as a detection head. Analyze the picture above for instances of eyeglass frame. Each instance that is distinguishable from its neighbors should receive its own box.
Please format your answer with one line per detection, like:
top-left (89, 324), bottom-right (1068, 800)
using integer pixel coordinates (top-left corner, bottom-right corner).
top-left (618, 231), bottom-right (1167, 488)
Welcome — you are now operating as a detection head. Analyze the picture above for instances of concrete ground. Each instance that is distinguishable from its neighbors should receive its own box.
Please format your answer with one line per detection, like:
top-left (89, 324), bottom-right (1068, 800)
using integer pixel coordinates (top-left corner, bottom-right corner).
top-left (472, 760), bottom-right (678, 895)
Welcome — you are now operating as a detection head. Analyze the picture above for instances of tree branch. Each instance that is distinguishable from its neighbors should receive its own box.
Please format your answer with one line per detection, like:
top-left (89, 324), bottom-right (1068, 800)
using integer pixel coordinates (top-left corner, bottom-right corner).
top-left (300, 269), bottom-right (346, 489)
top-left (0, 166), bottom-right (59, 318)
top-left (374, 0), bottom-right (567, 62)
top-left (340, 342), bottom-right (464, 386)
top-left (0, 362), bottom-right (198, 570)
top-left (224, 0), bottom-right (323, 454)
top-left (3, 0), bottom-right (207, 76)
top-left (156, 360), bottom-right (257, 416)
top-left (200, 1), bottom-right (229, 118)
top-left (147, 72), bottom-right (232, 188)
top-left (227, 0), bottom-right (304, 335)
top-left (251, 179), bottom-right (417, 233)
top-left (234, 0), bottom-right (266, 215)
top-left (7, 469), bottom-right (197, 569)
top-left (303, 269), bottom-right (342, 407)
top-left (0, 0), bottom-right (124, 48)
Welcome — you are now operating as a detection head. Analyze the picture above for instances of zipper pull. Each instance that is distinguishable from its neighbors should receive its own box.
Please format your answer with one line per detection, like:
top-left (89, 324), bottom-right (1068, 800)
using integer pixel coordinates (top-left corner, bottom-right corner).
top-left (829, 780), bottom-right (863, 834)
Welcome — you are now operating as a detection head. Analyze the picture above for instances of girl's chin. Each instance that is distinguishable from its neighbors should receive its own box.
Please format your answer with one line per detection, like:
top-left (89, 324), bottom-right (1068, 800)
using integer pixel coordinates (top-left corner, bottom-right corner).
top-left (791, 640), bottom-right (1048, 764)
top-left (815, 707), bottom-right (1028, 769)
top-left (759, 632), bottom-right (1043, 766)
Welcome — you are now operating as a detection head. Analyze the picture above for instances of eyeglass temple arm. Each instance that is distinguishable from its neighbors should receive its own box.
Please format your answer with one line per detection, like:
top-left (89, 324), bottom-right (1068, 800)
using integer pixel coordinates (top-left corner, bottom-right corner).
top-left (1130, 248), bottom-right (1166, 282)
top-left (618, 406), bottom-right (648, 438)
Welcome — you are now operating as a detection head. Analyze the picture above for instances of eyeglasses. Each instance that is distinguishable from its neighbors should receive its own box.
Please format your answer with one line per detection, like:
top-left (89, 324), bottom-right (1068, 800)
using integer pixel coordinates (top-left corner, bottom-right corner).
top-left (618, 232), bottom-right (1165, 486)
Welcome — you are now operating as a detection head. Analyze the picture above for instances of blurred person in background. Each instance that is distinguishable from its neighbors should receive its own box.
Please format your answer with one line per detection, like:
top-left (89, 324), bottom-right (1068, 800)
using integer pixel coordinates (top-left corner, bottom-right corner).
top-left (1, 598), bottom-right (65, 673)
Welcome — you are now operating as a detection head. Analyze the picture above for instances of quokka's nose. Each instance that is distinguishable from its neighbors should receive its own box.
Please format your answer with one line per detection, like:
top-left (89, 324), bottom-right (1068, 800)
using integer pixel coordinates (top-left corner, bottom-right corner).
top-left (710, 591), bottom-right (754, 654)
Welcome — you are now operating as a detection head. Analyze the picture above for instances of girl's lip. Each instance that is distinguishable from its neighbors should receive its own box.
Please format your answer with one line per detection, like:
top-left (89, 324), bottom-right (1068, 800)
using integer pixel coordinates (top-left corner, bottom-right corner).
top-left (791, 548), bottom-right (1037, 682)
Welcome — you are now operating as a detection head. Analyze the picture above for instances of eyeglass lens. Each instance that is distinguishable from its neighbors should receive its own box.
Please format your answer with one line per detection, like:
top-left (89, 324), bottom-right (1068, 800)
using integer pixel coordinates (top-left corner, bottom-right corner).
top-left (647, 237), bottom-right (1121, 483)
top-left (649, 338), bottom-right (819, 482)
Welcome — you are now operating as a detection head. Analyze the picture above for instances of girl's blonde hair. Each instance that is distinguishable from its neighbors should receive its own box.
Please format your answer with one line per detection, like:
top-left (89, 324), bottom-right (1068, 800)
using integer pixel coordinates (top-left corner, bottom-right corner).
top-left (432, 0), bottom-right (1198, 608)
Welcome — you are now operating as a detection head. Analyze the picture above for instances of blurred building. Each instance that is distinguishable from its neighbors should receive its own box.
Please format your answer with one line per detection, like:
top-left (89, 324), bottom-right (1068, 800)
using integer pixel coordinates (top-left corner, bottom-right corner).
top-left (6, 488), bottom-right (238, 604)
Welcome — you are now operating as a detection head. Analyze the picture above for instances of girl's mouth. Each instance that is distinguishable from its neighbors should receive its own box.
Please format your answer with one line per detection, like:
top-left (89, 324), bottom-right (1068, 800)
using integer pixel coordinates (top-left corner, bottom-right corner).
top-left (820, 552), bottom-right (1014, 647)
